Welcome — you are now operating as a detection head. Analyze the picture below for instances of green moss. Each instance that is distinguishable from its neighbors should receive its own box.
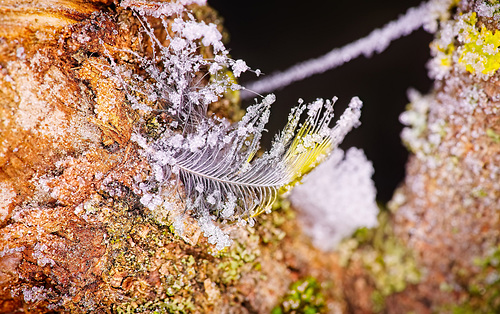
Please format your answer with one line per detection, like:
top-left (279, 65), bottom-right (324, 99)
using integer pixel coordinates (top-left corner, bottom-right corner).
top-left (486, 128), bottom-right (500, 143)
top-left (445, 245), bottom-right (500, 312)
top-left (115, 297), bottom-right (196, 314)
top-left (216, 240), bottom-right (259, 285)
top-left (271, 277), bottom-right (326, 314)
top-left (84, 194), bottom-right (220, 313)
top-left (337, 210), bottom-right (421, 312)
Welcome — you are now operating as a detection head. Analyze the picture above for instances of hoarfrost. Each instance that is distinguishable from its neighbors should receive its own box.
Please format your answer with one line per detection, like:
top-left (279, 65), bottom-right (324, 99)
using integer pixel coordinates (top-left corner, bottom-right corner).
top-left (197, 214), bottom-right (232, 251)
top-left (16, 47), bottom-right (25, 59)
top-left (290, 148), bottom-right (378, 251)
top-left (231, 59), bottom-right (249, 77)
top-left (0, 182), bottom-right (16, 222)
top-left (0, 245), bottom-right (25, 257)
top-left (23, 286), bottom-right (51, 303)
top-left (475, 1), bottom-right (500, 19)
top-left (32, 243), bottom-right (56, 267)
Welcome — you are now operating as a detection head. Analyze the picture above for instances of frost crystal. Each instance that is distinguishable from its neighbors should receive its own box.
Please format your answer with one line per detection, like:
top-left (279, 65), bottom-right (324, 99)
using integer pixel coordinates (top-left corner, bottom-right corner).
top-left (114, 0), bottom-right (250, 127)
top-left (23, 286), bottom-right (51, 303)
top-left (290, 148), bottom-right (378, 251)
top-left (475, 1), bottom-right (500, 19)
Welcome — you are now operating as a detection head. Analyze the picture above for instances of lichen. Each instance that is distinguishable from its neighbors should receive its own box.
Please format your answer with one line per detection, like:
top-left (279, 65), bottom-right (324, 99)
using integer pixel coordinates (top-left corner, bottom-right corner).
top-left (440, 245), bottom-right (500, 313)
top-left (337, 210), bottom-right (421, 312)
top-left (429, 8), bottom-right (500, 80)
top-left (271, 277), bottom-right (326, 314)
top-left (458, 12), bottom-right (500, 75)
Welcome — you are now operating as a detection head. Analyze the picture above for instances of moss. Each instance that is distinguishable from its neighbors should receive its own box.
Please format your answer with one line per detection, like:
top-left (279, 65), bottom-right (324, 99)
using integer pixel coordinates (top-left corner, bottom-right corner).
top-left (115, 297), bottom-right (196, 314)
top-left (83, 194), bottom-right (219, 313)
top-left (337, 210), bottom-right (421, 312)
top-left (255, 197), bottom-right (291, 244)
top-left (271, 277), bottom-right (326, 314)
top-left (486, 128), bottom-right (500, 143)
top-left (443, 245), bottom-right (500, 312)
top-left (216, 239), bottom-right (260, 285)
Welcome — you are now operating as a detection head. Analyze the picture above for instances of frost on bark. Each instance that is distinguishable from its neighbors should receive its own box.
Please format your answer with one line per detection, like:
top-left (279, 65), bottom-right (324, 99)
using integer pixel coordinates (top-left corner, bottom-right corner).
top-left (0, 0), bottom-right (499, 313)
top-left (388, 1), bottom-right (500, 311)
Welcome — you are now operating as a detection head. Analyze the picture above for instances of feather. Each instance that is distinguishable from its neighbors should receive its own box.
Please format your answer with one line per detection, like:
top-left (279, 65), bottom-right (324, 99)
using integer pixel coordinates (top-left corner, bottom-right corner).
top-left (114, 2), bottom-right (364, 250)
top-left (138, 95), bottom-right (363, 224)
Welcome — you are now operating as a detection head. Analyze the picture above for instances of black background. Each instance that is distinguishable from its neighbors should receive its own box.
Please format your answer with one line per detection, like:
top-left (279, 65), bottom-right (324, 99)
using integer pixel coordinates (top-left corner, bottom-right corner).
top-left (208, 0), bottom-right (433, 202)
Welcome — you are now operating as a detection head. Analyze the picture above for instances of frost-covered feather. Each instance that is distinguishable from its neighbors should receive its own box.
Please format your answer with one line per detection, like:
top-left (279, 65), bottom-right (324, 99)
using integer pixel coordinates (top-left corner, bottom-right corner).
top-left (136, 96), bottom-right (363, 223)
top-left (116, 1), bottom-right (364, 250)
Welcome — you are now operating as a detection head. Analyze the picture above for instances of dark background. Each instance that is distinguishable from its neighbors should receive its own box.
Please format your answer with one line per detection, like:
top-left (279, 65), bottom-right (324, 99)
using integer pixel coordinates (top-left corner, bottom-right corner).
top-left (208, 0), bottom-right (433, 202)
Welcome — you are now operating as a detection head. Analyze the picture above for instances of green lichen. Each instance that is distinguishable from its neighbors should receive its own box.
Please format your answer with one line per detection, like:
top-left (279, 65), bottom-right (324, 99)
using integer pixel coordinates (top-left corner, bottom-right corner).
top-left (438, 245), bottom-right (500, 313)
top-left (217, 239), bottom-right (260, 285)
top-left (258, 197), bottom-right (291, 244)
top-left (271, 277), bottom-right (326, 314)
top-left (458, 12), bottom-right (500, 75)
top-left (486, 128), bottom-right (500, 143)
top-left (337, 210), bottom-right (421, 312)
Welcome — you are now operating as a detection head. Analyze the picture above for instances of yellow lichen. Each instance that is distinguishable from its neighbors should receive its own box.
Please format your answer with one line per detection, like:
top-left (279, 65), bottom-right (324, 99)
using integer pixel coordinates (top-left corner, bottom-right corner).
top-left (458, 13), bottom-right (500, 75)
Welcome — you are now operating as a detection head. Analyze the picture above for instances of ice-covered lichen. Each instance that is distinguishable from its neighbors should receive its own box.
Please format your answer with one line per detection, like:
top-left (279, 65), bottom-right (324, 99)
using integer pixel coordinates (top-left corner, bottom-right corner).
top-left (458, 12), bottom-right (500, 76)
top-left (475, 0), bottom-right (500, 19)
top-left (429, 6), bottom-right (500, 80)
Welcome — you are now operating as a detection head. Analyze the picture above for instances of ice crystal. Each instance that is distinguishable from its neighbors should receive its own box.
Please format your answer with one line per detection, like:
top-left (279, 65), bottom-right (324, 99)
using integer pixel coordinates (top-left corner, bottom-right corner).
top-left (116, 0), bottom-right (250, 127)
top-left (23, 286), bottom-right (51, 303)
top-left (475, 0), bottom-right (500, 19)
top-left (290, 148), bottom-right (378, 251)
